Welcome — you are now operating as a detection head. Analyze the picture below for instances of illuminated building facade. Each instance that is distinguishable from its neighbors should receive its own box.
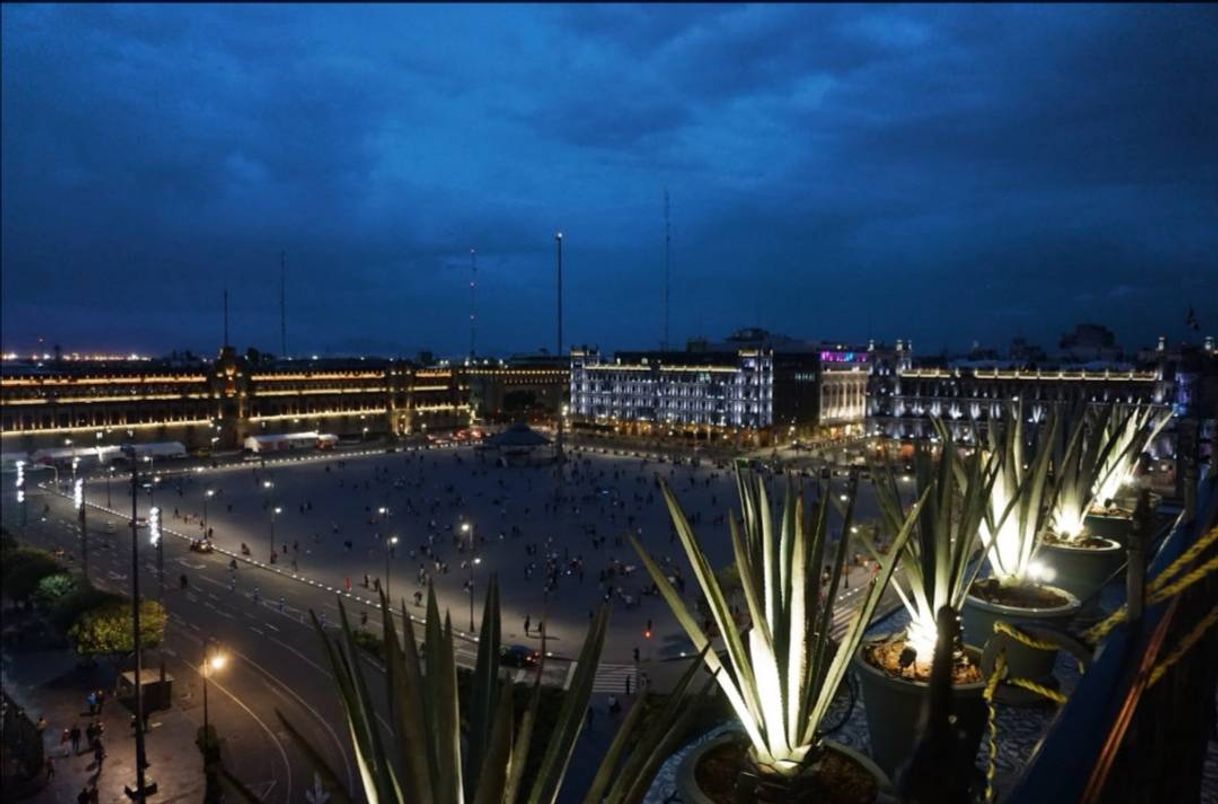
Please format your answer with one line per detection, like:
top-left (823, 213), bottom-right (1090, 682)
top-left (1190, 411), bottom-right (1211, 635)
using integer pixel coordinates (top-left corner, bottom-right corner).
top-left (568, 329), bottom-right (878, 442)
top-left (569, 348), bottom-right (774, 433)
top-left (1, 346), bottom-right (471, 453)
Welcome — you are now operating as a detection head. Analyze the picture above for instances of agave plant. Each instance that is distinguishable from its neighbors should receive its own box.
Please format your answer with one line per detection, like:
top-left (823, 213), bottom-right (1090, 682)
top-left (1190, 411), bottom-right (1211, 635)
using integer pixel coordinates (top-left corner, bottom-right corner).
top-left (281, 577), bottom-right (713, 804)
top-left (868, 419), bottom-right (1000, 660)
top-left (978, 402), bottom-right (1061, 585)
top-left (1050, 402), bottom-right (1171, 540)
top-left (630, 468), bottom-right (917, 780)
top-left (1091, 403), bottom-right (1171, 511)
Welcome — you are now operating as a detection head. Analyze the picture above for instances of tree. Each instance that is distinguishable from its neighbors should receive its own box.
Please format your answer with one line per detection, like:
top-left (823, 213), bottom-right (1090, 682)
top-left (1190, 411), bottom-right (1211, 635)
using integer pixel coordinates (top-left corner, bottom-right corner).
top-left (67, 599), bottom-right (167, 657)
top-left (1, 547), bottom-right (63, 604)
top-left (33, 573), bottom-right (79, 609)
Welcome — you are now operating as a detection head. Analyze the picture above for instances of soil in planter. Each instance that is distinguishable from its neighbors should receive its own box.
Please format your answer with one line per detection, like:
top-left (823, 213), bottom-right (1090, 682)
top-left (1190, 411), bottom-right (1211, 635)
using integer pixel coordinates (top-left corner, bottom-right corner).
top-left (1088, 507), bottom-right (1133, 519)
top-left (1040, 532), bottom-right (1113, 549)
top-left (862, 640), bottom-right (981, 684)
top-left (695, 737), bottom-right (878, 804)
top-left (971, 578), bottom-right (1070, 609)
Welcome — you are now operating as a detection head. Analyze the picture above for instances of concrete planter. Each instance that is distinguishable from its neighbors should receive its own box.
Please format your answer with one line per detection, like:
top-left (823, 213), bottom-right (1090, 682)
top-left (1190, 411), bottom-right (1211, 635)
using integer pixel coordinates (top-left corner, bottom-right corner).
top-left (676, 730), bottom-right (892, 804)
top-left (1084, 512), bottom-right (1134, 545)
top-left (1039, 538), bottom-right (1124, 602)
top-left (853, 640), bottom-right (987, 779)
top-left (962, 584), bottom-right (1080, 681)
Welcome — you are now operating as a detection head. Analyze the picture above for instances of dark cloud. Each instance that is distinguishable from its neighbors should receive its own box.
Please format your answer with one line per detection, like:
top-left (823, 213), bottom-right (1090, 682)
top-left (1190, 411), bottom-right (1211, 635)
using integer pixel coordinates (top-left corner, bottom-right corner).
top-left (2, 4), bottom-right (1215, 357)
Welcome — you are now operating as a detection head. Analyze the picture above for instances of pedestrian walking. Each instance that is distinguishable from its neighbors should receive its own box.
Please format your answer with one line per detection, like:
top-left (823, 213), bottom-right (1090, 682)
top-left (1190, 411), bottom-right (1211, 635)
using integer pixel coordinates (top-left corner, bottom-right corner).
top-left (45, 756), bottom-right (55, 780)
top-left (625, 675), bottom-right (631, 696)
top-left (70, 724), bottom-right (82, 755)
top-left (523, 614), bottom-right (531, 636)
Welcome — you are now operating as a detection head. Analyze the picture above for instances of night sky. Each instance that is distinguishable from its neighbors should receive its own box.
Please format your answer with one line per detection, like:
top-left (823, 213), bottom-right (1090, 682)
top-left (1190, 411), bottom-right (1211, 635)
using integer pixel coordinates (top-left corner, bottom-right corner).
top-left (2, 4), bottom-right (1215, 359)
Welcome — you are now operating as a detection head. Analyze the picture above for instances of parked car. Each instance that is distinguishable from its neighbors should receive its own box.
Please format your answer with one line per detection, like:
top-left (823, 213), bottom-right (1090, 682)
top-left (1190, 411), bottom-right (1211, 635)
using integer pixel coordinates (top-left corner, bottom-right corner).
top-left (500, 644), bottom-right (540, 668)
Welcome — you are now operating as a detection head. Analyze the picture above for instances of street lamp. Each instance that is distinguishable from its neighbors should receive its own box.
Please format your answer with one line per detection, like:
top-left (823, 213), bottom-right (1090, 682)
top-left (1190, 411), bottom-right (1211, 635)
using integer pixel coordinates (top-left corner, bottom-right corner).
top-left (75, 478), bottom-right (88, 582)
top-left (461, 521), bottom-right (477, 631)
top-left (121, 444), bottom-right (154, 801)
top-left (201, 641), bottom-right (227, 759)
top-left (270, 506), bottom-right (281, 561)
top-left (15, 460), bottom-right (26, 526)
top-left (385, 535), bottom-right (398, 601)
top-left (107, 465), bottom-right (115, 508)
top-left (203, 489), bottom-right (214, 541)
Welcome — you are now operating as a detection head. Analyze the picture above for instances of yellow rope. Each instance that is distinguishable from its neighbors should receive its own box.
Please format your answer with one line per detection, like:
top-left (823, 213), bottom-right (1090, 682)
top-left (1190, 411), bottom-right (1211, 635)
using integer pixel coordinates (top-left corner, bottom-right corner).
top-left (1148, 605), bottom-right (1218, 689)
top-left (993, 619), bottom-right (1061, 651)
top-left (1006, 677), bottom-right (1069, 705)
top-left (1150, 525), bottom-right (1218, 593)
top-left (1148, 554), bottom-right (1218, 606)
top-left (982, 652), bottom-right (1007, 804)
top-left (1084, 528), bottom-right (1218, 644)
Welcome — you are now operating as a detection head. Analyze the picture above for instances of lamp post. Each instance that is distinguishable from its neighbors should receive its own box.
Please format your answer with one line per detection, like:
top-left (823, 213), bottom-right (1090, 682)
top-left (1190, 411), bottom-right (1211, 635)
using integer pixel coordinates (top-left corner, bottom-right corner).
top-left (15, 460), bottom-right (26, 526)
top-left (74, 479), bottom-right (88, 583)
top-left (121, 445), bottom-right (153, 801)
top-left (262, 479), bottom-right (275, 558)
top-left (201, 642), bottom-right (226, 757)
top-left (461, 521), bottom-right (477, 631)
top-left (203, 489), bottom-right (214, 542)
top-left (386, 535), bottom-right (398, 602)
top-left (149, 506), bottom-right (162, 593)
top-left (270, 506), bottom-right (281, 562)
top-left (107, 466), bottom-right (115, 508)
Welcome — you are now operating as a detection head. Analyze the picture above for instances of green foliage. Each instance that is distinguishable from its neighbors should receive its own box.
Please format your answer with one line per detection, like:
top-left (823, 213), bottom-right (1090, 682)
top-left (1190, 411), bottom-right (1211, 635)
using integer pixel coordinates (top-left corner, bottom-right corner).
top-left (980, 403), bottom-right (1061, 584)
top-left (48, 586), bottom-right (124, 633)
top-left (1, 546), bottom-right (63, 602)
top-left (869, 420), bottom-right (1001, 657)
top-left (33, 573), bottom-right (79, 608)
top-left (286, 582), bottom-right (711, 804)
top-left (634, 468), bottom-right (920, 777)
top-left (67, 598), bottom-right (167, 656)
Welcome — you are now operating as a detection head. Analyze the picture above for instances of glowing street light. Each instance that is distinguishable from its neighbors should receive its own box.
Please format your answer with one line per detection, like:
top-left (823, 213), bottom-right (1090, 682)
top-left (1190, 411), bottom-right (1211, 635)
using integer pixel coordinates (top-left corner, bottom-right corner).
top-left (203, 489), bottom-right (215, 542)
top-left (463, 520), bottom-right (478, 631)
top-left (201, 640), bottom-right (227, 750)
top-left (270, 506), bottom-right (282, 561)
top-left (385, 535), bottom-right (399, 601)
top-left (75, 478), bottom-right (89, 581)
top-left (15, 461), bottom-right (26, 524)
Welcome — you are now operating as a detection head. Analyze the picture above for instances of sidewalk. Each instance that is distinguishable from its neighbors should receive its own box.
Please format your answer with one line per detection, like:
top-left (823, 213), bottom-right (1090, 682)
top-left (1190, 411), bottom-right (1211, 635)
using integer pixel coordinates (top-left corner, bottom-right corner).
top-left (1, 648), bottom-right (206, 803)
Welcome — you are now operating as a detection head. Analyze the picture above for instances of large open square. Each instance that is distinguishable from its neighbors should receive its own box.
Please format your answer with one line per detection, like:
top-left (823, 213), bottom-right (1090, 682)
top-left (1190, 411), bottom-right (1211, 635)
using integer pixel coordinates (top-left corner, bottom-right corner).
top-left (80, 443), bottom-right (887, 664)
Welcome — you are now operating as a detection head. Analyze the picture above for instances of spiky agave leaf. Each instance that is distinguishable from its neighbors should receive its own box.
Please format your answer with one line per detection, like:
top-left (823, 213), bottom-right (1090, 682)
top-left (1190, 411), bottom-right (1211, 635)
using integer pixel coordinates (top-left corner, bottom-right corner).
top-left (636, 467), bottom-right (921, 778)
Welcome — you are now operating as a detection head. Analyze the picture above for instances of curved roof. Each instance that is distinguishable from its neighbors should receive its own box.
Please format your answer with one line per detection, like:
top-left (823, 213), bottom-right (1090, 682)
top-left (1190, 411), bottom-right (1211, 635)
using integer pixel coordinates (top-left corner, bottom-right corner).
top-left (488, 422), bottom-right (551, 448)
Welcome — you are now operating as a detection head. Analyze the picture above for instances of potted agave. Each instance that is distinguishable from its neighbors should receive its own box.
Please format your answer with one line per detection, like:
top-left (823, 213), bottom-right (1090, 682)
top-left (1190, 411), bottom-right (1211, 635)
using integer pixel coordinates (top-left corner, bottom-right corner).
top-left (632, 468), bottom-right (916, 803)
top-left (1037, 403), bottom-right (1141, 601)
top-left (854, 422), bottom-right (996, 780)
top-left (1081, 403), bottom-right (1171, 544)
top-left (961, 404), bottom-right (1080, 683)
top-left (284, 580), bottom-right (713, 804)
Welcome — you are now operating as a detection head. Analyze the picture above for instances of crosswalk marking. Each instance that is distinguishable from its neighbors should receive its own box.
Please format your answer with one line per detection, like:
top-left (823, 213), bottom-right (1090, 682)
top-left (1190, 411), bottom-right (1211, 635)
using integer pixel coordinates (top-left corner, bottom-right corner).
top-left (592, 662), bottom-right (637, 693)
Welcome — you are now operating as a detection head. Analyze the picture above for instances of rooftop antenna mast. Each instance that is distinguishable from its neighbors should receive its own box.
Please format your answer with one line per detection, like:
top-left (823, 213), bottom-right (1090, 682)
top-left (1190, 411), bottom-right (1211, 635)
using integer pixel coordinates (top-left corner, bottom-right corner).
top-left (279, 251), bottom-right (287, 358)
top-left (469, 248), bottom-right (477, 360)
top-left (663, 188), bottom-right (671, 351)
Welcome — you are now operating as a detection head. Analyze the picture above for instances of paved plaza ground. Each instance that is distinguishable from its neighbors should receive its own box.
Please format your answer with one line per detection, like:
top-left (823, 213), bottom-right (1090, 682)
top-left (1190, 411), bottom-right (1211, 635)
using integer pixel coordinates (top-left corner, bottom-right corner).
top-left (78, 443), bottom-right (895, 664)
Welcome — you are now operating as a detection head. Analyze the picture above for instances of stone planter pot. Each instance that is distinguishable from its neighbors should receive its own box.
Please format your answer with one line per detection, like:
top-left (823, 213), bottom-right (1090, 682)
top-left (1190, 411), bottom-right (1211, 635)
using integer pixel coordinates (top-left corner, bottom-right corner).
top-left (1084, 512), bottom-right (1134, 545)
top-left (1039, 538), bottom-right (1124, 602)
top-left (677, 730), bottom-right (892, 804)
top-left (961, 585), bottom-right (1080, 682)
top-left (853, 640), bottom-right (987, 779)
